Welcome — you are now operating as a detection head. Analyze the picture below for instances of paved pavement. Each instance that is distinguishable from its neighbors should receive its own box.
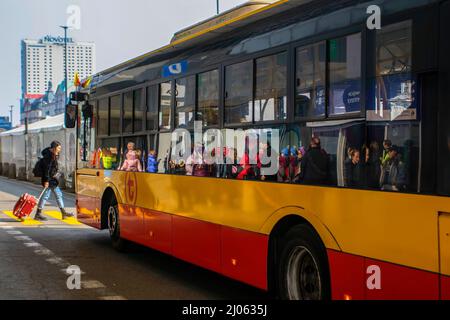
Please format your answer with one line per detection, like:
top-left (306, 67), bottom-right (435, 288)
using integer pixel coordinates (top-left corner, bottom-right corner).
top-left (0, 176), bottom-right (269, 300)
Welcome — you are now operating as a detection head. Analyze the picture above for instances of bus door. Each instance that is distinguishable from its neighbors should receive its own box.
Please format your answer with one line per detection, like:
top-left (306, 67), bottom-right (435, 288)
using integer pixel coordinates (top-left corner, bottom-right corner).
top-left (76, 101), bottom-right (102, 227)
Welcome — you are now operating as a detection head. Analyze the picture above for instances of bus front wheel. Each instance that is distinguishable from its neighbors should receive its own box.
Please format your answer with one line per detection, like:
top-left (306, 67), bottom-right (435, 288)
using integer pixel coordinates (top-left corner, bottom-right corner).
top-left (277, 224), bottom-right (330, 300)
top-left (107, 197), bottom-right (128, 252)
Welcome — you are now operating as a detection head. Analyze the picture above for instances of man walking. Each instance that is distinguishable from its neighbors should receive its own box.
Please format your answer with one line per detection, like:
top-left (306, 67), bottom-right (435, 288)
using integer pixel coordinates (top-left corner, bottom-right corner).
top-left (34, 141), bottom-right (74, 221)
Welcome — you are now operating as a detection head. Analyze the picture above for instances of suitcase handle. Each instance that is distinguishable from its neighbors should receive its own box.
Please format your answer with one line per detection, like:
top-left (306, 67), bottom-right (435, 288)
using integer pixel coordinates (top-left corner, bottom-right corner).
top-left (37, 188), bottom-right (48, 202)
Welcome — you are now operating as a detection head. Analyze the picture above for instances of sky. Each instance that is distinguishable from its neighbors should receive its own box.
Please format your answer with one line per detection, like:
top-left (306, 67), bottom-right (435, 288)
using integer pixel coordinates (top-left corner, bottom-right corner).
top-left (0, 0), bottom-right (245, 126)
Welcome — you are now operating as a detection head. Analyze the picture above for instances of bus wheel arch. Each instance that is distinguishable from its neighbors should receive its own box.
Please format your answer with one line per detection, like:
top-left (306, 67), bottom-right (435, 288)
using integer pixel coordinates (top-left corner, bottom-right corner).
top-left (267, 214), bottom-right (332, 300)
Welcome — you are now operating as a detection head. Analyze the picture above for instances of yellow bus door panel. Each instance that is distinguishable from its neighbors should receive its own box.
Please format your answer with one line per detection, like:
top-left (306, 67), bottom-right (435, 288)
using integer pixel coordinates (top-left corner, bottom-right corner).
top-left (439, 213), bottom-right (450, 299)
top-left (76, 171), bottom-right (101, 227)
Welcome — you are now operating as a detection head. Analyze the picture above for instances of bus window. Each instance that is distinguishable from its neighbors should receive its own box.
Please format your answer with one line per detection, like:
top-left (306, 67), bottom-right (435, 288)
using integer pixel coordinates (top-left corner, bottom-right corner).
top-left (295, 42), bottom-right (326, 118)
top-left (328, 33), bottom-right (362, 116)
top-left (367, 122), bottom-right (420, 193)
top-left (197, 69), bottom-right (219, 127)
top-left (368, 21), bottom-right (414, 122)
top-left (134, 89), bottom-right (144, 132)
top-left (176, 76), bottom-right (196, 128)
top-left (98, 138), bottom-right (121, 170)
top-left (120, 136), bottom-right (147, 172)
top-left (123, 91), bottom-right (133, 134)
top-left (158, 132), bottom-right (172, 173)
top-left (147, 85), bottom-right (158, 131)
top-left (225, 60), bottom-right (253, 124)
top-left (97, 98), bottom-right (108, 136)
top-left (159, 82), bottom-right (172, 130)
top-left (255, 52), bottom-right (287, 122)
top-left (110, 95), bottom-right (121, 135)
top-left (365, 21), bottom-right (419, 193)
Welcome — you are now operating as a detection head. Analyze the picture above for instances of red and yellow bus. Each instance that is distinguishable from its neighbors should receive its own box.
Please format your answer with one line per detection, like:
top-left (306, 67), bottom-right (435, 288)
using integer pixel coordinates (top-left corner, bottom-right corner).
top-left (68, 0), bottom-right (450, 299)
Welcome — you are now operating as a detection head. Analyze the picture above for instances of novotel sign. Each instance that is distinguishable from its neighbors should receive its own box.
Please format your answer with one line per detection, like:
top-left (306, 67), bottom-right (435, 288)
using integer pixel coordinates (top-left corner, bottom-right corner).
top-left (42, 35), bottom-right (74, 44)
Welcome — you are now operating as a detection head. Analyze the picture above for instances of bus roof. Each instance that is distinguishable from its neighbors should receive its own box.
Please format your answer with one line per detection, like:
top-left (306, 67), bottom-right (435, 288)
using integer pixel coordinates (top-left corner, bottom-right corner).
top-left (87, 0), bottom-right (312, 90)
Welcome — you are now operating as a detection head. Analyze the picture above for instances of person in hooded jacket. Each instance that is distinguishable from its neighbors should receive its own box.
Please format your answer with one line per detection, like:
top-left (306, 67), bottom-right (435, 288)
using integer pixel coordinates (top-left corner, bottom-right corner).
top-left (35, 141), bottom-right (74, 221)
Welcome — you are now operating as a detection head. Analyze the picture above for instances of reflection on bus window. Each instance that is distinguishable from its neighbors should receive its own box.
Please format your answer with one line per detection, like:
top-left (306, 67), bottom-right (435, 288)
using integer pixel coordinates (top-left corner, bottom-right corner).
top-left (255, 52), bottom-right (287, 122)
top-left (159, 82), bottom-right (172, 130)
top-left (97, 98), bottom-right (108, 136)
top-left (198, 70), bottom-right (219, 127)
top-left (110, 95), bottom-right (121, 135)
top-left (176, 76), bottom-right (196, 128)
top-left (134, 89), bottom-right (144, 132)
top-left (328, 33), bottom-right (362, 115)
top-left (295, 42), bottom-right (326, 118)
top-left (147, 86), bottom-right (159, 131)
top-left (123, 91), bottom-right (133, 134)
top-left (368, 20), bottom-right (414, 122)
top-left (225, 60), bottom-right (253, 124)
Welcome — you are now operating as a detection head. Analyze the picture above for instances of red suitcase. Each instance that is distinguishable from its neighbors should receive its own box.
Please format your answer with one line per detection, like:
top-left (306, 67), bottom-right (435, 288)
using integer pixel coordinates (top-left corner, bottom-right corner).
top-left (12, 189), bottom-right (47, 220)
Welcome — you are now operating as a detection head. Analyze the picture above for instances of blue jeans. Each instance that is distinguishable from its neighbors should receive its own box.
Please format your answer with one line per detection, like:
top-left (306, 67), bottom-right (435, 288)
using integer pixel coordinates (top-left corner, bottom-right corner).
top-left (37, 187), bottom-right (65, 210)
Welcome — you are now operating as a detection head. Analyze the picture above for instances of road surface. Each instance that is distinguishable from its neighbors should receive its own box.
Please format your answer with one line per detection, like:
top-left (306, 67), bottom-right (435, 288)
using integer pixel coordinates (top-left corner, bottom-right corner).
top-left (0, 176), bottom-right (269, 300)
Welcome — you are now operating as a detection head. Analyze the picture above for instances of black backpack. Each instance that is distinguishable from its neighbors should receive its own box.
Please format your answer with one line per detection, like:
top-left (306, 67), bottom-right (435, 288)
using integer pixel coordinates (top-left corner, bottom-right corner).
top-left (33, 158), bottom-right (45, 178)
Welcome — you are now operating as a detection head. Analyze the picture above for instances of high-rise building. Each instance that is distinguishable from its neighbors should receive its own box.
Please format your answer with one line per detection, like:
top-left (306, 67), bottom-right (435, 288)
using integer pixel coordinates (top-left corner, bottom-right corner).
top-left (20, 35), bottom-right (96, 124)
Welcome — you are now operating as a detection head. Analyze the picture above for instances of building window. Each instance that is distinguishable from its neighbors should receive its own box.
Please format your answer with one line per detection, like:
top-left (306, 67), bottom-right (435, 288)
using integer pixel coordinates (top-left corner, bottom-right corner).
top-left (197, 69), bottom-right (219, 127)
top-left (255, 52), bottom-right (287, 122)
top-left (225, 60), bottom-right (253, 124)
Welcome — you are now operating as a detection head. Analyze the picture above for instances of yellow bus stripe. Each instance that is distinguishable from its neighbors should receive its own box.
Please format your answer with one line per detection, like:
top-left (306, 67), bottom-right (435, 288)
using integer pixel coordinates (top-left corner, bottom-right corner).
top-left (43, 211), bottom-right (81, 225)
top-left (2, 211), bottom-right (43, 226)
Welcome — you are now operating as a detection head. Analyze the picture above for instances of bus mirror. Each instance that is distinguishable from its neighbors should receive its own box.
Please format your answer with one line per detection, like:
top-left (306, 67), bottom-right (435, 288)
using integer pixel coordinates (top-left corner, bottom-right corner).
top-left (65, 104), bottom-right (78, 129)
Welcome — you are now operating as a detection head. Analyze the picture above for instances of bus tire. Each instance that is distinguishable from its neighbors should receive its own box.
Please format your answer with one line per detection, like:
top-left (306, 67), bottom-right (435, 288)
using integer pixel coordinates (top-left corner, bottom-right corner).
top-left (107, 196), bottom-right (128, 252)
top-left (277, 224), bottom-right (330, 300)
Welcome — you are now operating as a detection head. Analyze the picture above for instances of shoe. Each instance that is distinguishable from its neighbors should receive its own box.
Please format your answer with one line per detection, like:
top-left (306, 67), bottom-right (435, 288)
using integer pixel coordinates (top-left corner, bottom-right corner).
top-left (34, 209), bottom-right (48, 221)
top-left (61, 208), bottom-right (74, 220)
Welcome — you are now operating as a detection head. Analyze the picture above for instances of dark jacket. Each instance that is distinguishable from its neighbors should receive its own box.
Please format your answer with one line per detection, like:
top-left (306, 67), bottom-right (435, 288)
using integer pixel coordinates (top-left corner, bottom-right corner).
top-left (300, 147), bottom-right (329, 185)
top-left (344, 159), bottom-right (366, 187)
top-left (379, 158), bottom-right (407, 191)
top-left (41, 147), bottom-right (60, 187)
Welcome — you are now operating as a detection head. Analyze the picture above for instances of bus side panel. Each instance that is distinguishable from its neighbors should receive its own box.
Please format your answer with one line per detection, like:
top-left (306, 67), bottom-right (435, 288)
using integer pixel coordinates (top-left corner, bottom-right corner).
top-left (142, 208), bottom-right (172, 255)
top-left (442, 276), bottom-right (450, 300)
top-left (172, 215), bottom-right (222, 274)
top-left (221, 227), bottom-right (268, 290)
top-left (118, 204), bottom-right (145, 244)
top-left (364, 258), bottom-right (439, 300)
top-left (76, 194), bottom-right (101, 229)
top-left (328, 250), bottom-right (366, 300)
top-left (328, 250), bottom-right (440, 300)
top-left (76, 170), bottom-right (101, 229)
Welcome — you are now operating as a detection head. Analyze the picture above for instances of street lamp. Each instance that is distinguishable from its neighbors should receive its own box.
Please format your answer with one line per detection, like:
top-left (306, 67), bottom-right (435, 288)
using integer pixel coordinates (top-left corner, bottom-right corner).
top-left (60, 26), bottom-right (69, 105)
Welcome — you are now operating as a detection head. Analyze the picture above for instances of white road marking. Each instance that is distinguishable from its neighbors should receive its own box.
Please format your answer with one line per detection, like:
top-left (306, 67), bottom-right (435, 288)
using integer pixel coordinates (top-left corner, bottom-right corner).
top-left (98, 296), bottom-right (127, 300)
top-left (14, 236), bottom-right (32, 241)
top-left (23, 242), bottom-right (42, 247)
top-left (2, 220), bottom-right (127, 300)
top-left (81, 280), bottom-right (106, 289)
top-left (6, 230), bottom-right (23, 235)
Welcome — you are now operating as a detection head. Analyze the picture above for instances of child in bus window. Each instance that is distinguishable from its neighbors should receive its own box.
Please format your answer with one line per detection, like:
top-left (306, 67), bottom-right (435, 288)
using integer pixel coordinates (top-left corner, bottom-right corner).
top-left (147, 150), bottom-right (159, 173)
top-left (120, 149), bottom-right (143, 172)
